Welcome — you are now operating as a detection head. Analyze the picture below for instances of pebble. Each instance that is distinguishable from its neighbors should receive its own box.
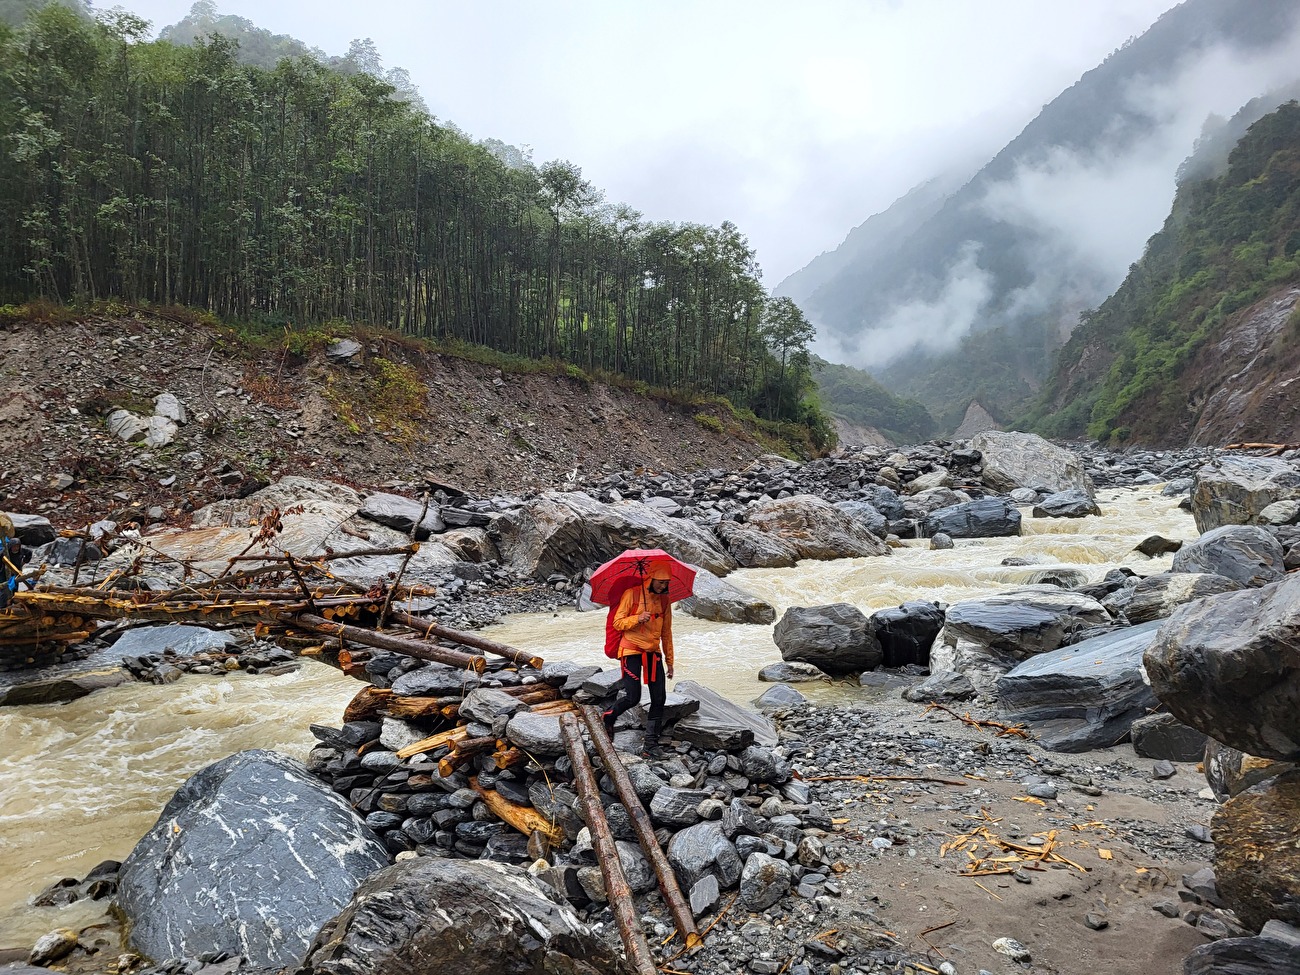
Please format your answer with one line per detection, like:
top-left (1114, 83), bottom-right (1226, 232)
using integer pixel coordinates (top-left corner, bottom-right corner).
top-left (1084, 913), bottom-right (1109, 930)
top-left (992, 937), bottom-right (1031, 962)
top-left (1151, 760), bottom-right (1176, 780)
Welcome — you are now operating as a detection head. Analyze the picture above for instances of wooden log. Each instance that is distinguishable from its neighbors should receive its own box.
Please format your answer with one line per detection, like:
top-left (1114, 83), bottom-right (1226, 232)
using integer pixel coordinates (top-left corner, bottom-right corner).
top-left (290, 612), bottom-right (486, 673)
top-left (580, 706), bottom-right (700, 949)
top-left (382, 695), bottom-right (451, 720)
top-left (396, 726), bottom-right (467, 759)
top-left (492, 748), bottom-right (525, 770)
top-left (387, 610), bottom-right (545, 669)
top-left (527, 699), bottom-right (577, 716)
top-left (559, 713), bottom-right (657, 975)
top-left (343, 686), bottom-right (392, 723)
top-left (470, 777), bottom-right (564, 846)
top-left (437, 737), bottom-right (495, 777)
top-left (513, 686), bottom-right (560, 706)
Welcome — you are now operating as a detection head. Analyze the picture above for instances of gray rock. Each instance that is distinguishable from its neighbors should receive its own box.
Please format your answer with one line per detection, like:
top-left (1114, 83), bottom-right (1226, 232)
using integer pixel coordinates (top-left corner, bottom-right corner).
top-left (391, 664), bottom-right (477, 697)
top-left (107, 408), bottom-right (150, 443)
top-left (740, 852), bottom-right (792, 911)
top-left (755, 683), bottom-right (807, 710)
top-left (923, 497), bottom-right (1021, 539)
top-left (930, 532), bottom-right (954, 550)
top-left (580, 668), bottom-right (624, 698)
top-left (689, 874), bottom-right (721, 915)
top-left (459, 688), bottom-right (523, 725)
top-left (1172, 525), bottom-right (1285, 588)
top-left (504, 712), bottom-right (566, 757)
top-left (757, 662), bottom-right (826, 683)
top-left (4, 512), bottom-right (56, 546)
top-left (667, 822), bottom-right (741, 892)
top-left (673, 680), bottom-right (776, 747)
top-left (901, 670), bottom-right (976, 704)
top-left (325, 337), bottom-right (362, 361)
top-left (379, 717), bottom-right (424, 752)
top-left (1032, 489), bottom-right (1101, 519)
top-left (997, 621), bottom-right (1163, 752)
top-left (872, 601), bottom-right (945, 668)
top-left (112, 624), bottom-right (240, 658)
top-left (299, 857), bottom-right (623, 975)
top-left (27, 929), bottom-right (78, 966)
top-left (117, 750), bottom-right (389, 968)
top-left (358, 492), bottom-right (445, 538)
top-left (679, 566), bottom-right (776, 625)
top-left (1152, 760), bottom-right (1176, 780)
top-left (1145, 575), bottom-right (1300, 759)
top-left (1136, 534), bottom-right (1183, 557)
top-left (650, 787), bottom-right (712, 826)
top-left (833, 500), bottom-right (888, 539)
top-left (973, 431), bottom-right (1096, 498)
top-left (1103, 572), bottom-right (1244, 624)
top-left (1259, 499), bottom-right (1300, 526)
top-left (1130, 712), bottom-right (1209, 762)
top-left (1204, 739), bottom-right (1297, 801)
top-left (743, 494), bottom-right (891, 561)
top-left (145, 414), bottom-right (179, 448)
top-left (0, 668), bottom-right (129, 707)
top-left (739, 746), bottom-right (791, 784)
top-left (715, 522), bottom-right (799, 569)
top-left (491, 491), bottom-right (735, 580)
top-left (1191, 456), bottom-right (1300, 533)
top-left (153, 392), bottom-right (187, 424)
top-left (773, 603), bottom-right (883, 676)
top-left (1185, 931), bottom-right (1300, 975)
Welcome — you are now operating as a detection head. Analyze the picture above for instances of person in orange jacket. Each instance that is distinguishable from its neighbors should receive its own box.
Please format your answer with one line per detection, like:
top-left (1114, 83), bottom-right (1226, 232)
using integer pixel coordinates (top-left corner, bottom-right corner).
top-left (602, 563), bottom-right (675, 755)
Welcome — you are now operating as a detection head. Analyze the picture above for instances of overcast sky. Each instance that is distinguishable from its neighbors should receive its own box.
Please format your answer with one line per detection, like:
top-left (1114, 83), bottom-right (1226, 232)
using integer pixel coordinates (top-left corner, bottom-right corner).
top-left (119, 0), bottom-right (1179, 285)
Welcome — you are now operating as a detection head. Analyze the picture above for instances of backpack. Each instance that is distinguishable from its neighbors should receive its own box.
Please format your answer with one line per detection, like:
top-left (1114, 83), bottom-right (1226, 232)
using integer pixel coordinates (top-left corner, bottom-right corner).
top-left (603, 586), bottom-right (642, 659)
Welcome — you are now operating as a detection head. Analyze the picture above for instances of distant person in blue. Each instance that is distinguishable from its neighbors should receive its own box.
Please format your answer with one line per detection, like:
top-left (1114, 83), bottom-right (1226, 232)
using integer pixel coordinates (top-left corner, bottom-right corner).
top-left (1, 514), bottom-right (27, 610)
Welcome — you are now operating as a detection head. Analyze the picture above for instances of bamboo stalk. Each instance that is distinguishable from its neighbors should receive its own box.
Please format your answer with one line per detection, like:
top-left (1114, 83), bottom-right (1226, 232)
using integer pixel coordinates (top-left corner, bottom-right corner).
top-left (581, 705), bottom-right (700, 950)
top-left (560, 713), bottom-right (657, 975)
top-left (290, 612), bottom-right (485, 673)
top-left (387, 610), bottom-right (545, 668)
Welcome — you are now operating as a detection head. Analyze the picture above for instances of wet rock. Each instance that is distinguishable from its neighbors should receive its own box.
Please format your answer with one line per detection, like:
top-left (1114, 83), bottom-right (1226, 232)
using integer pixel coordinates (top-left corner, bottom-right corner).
top-left (757, 661), bottom-right (825, 683)
top-left (679, 566), bottom-right (776, 624)
top-left (300, 856), bottom-right (626, 975)
top-left (871, 601), bottom-right (945, 667)
top-left (1103, 572), bottom-right (1244, 624)
top-left (667, 822), bottom-right (742, 892)
top-left (0, 668), bottom-right (129, 707)
top-left (739, 853), bottom-right (792, 911)
top-left (1213, 771), bottom-right (1300, 930)
top-left (1185, 926), bottom-right (1300, 975)
top-left (922, 497), bottom-right (1022, 539)
top-left (1191, 456), bottom-right (1300, 533)
top-left (112, 624), bottom-right (241, 659)
top-left (117, 750), bottom-right (388, 968)
top-left (28, 929), bottom-right (78, 966)
top-left (973, 430), bottom-right (1096, 498)
top-left (930, 532), bottom-right (954, 550)
top-left (1204, 740), bottom-right (1297, 801)
top-left (1032, 490), bottom-right (1101, 519)
top-left (773, 604), bottom-right (883, 676)
top-left (650, 788), bottom-right (712, 826)
top-left (715, 522), bottom-right (799, 569)
top-left (997, 621), bottom-right (1162, 751)
top-left (832, 500), bottom-right (888, 539)
top-left (390, 664), bottom-right (476, 697)
top-left (901, 670), bottom-right (976, 703)
top-left (1130, 712), bottom-right (1208, 762)
top-left (1171, 526), bottom-right (1285, 588)
top-left (755, 683), bottom-right (807, 710)
top-left (742, 495), bottom-right (890, 561)
top-left (357, 492), bottom-right (445, 538)
top-left (1136, 534), bottom-right (1183, 557)
top-left (738, 746), bottom-right (791, 784)
top-left (1145, 575), bottom-right (1300, 759)
top-left (504, 712), bottom-right (566, 757)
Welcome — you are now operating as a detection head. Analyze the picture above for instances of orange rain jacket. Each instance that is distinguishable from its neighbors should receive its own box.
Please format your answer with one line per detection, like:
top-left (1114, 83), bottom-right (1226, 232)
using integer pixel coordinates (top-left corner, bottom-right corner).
top-left (612, 585), bottom-right (674, 670)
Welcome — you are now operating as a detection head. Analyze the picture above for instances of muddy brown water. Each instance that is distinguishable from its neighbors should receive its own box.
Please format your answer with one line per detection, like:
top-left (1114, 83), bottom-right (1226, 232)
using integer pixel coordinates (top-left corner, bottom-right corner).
top-left (0, 486), bottom-right (1196, 946)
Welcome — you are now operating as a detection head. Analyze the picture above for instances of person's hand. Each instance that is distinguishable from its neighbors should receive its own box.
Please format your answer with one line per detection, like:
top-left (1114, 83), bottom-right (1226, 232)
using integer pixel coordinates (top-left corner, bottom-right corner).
top-left (667, 667), bottom-right (674, 680)
top-left (638, 612), bottom-right (651, 623)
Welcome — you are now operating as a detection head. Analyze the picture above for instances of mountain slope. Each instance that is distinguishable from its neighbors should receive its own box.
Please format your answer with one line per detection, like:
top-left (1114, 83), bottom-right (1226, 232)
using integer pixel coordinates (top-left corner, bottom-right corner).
top-left (1023, 101), bottom-right (1300, 445)
top-left (780, 0), bottom-right (1300, 424)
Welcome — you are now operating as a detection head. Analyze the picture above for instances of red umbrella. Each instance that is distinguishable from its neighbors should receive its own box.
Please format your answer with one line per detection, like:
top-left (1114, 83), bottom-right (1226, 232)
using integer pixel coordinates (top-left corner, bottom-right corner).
top-left (588, 548), bottom-right (696, 607)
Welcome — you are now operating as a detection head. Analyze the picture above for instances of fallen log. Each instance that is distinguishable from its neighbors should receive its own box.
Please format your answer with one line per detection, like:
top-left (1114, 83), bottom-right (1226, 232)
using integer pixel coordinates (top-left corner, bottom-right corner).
top-left (560, 713), bottom-right (657, 975)
top-left (386, 610), bottom-right (544, 669)
top-left (289, 612), bottom-right (486, 673)
top-left (438, 736), bottom-right (496, 777)
top-left (580, 705), bottom-right (700, 950)
top-left (492, 747), bottom-right (525, 770)
top-left (470, 777), bottom-right (564, 847)
top-left (396, 726), bottom-right (467, 759)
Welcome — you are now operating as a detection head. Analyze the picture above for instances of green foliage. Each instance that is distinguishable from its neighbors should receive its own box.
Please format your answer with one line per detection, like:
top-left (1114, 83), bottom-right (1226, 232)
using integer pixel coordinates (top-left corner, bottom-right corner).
top-left (1024, 101), bottom-right (1300, 443)
top-left (810, 356), bottom-right (935, 444)
top-left (693, 413), bottom-right (724, 434)
top-left (0, 5), bottom-right (824, 450)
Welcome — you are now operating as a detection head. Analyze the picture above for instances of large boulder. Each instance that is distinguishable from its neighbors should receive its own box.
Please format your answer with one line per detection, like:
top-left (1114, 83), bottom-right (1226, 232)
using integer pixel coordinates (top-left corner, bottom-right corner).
top-left (1144, 575), bottom-right (1300, 760)
top-left (357, 492), bottom-right (445, 538)
top-left (679, 566), bottom-right (776, 625)
top-left (1102, 572), bottom-right (1244, 624)
top-left (714, 522), bottom-right (799, 569)
top-left (1213, 771), bottom-right (1300, 931)
top-left (1171, 526), bottom-right (1285, 588)
top-left (3, 512), bottom-right (56, 546)
top-left (1184, 924), bottom-right (1300, 975)
top-left (116, 750), bottom-right (389, 968)
top-left (112, 624), bottom-right (241, 659)
top-left (772, 604), bottom-right (883, 676)
top-left (931, 589), bottom-right (1112, 696)
top-left (1191, 456), bottom-right (1300, 533)
top-left (832, 500), bottom-right (888, 540)
top-left (672, 680), bottom-right (777, 748)
top-left (996, 622), bottom-right (1162, 752)
top-left (871, 601), bottom-right (945, 668)
top-left (666, 822), bottom-right (742, 893)
top-left (1129, 712), bottom-right (1208, 763)
top-left (1032, 489), bottom-right (1101, 519)
top-left (742, 495), bottom-right (890, 561)
top-left (300, 856), bottom-right (629, 975)
top-left (922, 497), bottom-right (1021, 540)
top-left (971, 431), bottom-right (1096, 499)
top-left (491, 492), bottom-right (735, 579)
top-left (1204, 739), bottom-right (1298, 801)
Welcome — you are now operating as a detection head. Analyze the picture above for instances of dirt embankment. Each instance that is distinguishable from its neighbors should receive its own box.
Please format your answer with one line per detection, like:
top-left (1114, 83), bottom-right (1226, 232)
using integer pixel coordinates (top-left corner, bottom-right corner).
top-left (0, 312), bottom-right (768, 526)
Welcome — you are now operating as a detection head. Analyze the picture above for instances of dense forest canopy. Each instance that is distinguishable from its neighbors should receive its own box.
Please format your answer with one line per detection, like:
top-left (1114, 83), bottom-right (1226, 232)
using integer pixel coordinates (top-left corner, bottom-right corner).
top-left (0, 1), bottom-right (834, 445)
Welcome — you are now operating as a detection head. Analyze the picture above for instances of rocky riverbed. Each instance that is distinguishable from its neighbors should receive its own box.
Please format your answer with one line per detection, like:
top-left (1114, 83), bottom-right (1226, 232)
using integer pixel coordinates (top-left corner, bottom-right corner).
top-left (3, 431), bottom-right (1299, 975)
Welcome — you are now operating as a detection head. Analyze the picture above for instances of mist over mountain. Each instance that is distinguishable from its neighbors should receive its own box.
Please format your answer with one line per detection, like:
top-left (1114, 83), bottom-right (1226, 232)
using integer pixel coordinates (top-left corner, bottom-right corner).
top-left (781, 0), bottom-right (1300, 427)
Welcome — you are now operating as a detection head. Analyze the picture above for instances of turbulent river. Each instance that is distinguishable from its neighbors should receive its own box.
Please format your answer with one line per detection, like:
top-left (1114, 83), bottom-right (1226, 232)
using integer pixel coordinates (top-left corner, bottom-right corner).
top-left (0, 486), bottom-right (1196, 945)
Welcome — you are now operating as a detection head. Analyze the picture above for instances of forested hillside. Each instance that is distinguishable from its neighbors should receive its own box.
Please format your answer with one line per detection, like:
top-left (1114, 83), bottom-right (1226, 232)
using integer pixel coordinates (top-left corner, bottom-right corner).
top-left (809, 358), bottom-right (935, 445)
top-left (1023, 101), bottom-right (1300, 444)
top-left (0, 4), bottom-right (829, 446)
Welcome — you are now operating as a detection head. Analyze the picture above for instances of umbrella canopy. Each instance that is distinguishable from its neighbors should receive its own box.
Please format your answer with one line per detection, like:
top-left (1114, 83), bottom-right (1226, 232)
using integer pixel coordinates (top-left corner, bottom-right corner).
top-left (588, 548), bottom-right (696, 607)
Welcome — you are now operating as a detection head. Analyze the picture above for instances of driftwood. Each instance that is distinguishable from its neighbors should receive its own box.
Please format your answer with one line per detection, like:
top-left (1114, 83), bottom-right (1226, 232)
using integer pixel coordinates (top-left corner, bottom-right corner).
top-left (470, 777), bottom-right (563, 846)
top-left (396, 726), bottom-right (468, 759)
top-left (492, 747), bottom-right (525, 769)
top-left (559, 713), bottom-right (657, 975)
top-left (290, 612), bottom-right (486, 673)
top-left (386, 610), bottom-right (545, 668)
top-left (580, 705), bottom-right (700, 949)
top-left (438, 736), bottom-right (497, 777)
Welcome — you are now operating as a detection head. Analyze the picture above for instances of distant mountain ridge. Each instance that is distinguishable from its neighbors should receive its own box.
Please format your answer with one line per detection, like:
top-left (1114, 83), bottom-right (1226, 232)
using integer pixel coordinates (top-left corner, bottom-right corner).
top-left (781, 0), bottom-right (1300, 428)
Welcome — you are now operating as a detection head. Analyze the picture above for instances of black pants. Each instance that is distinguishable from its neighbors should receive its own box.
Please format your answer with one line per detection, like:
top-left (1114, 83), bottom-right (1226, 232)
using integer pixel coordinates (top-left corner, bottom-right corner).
top-left (605, 650), bottom-right (666, 728)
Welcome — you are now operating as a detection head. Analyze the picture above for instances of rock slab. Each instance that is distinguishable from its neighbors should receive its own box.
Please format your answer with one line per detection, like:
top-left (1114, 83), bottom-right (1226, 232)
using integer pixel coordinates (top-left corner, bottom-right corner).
top-left (1213, 771), bottom-right (1300, 932)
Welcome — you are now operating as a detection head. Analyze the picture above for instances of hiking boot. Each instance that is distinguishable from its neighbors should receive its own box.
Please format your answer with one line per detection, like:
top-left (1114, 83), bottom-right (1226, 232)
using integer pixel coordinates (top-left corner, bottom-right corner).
top-left (641, 719), bottom-right (661, 758)
top-left (601, 709), bottom-right (616, 736)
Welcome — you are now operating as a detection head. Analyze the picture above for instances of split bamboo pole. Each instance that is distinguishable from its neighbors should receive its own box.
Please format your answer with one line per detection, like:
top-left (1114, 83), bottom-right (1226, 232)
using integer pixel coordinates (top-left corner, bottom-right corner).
top-left (580, 705), bottom-right (700, 949)
top-left (559, 713), bottom-right (657, 975)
